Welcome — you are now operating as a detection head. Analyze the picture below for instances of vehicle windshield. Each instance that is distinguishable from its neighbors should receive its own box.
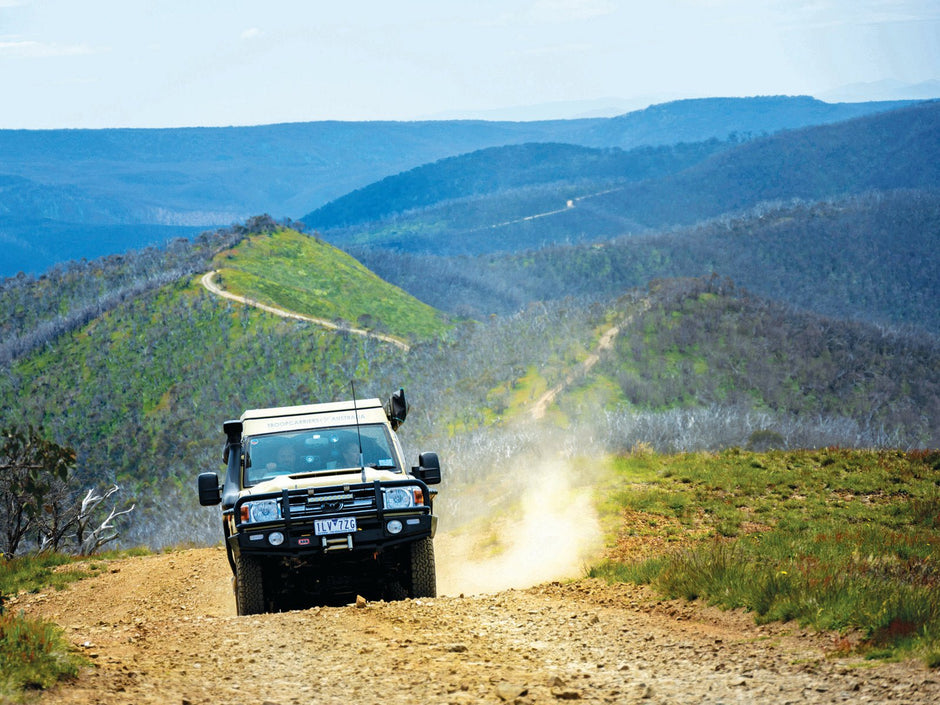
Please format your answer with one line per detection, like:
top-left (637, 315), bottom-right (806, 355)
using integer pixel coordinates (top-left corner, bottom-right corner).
top-left (244, 424), bottom-right (399, 486)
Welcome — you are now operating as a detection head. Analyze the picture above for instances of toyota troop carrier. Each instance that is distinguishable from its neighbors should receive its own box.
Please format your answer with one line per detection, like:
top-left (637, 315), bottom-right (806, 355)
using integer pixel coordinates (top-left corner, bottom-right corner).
top-left (197, 389), bottom-right (442, 614)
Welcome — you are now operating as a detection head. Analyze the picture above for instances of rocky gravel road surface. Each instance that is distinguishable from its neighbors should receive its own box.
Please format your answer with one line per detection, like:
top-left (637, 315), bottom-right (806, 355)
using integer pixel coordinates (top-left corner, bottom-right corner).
top-left (18, 547), bottom-right (938, 705)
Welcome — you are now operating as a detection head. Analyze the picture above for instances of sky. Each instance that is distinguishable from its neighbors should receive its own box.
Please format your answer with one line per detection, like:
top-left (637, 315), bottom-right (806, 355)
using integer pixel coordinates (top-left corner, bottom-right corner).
top-left (1, 0), bottom-right (938, 129)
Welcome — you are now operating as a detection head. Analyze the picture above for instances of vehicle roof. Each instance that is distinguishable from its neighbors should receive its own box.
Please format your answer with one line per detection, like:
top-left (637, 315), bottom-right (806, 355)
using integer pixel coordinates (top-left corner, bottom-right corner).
top-left (240, 398), bottom-right (388, 437)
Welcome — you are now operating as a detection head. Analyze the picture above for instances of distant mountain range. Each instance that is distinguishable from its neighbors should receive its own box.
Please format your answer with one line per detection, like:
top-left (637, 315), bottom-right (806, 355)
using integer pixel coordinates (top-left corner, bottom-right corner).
top-left (309, 101), bottom-right (940, 255)
top-left (819, 79), bottom-right (940, 104)
top-left (430, 81), bottom-right (940, 120)
top-left (0, 95), bottom-right (921, 277)
top-left (301, 99), bottom-right (939, 339)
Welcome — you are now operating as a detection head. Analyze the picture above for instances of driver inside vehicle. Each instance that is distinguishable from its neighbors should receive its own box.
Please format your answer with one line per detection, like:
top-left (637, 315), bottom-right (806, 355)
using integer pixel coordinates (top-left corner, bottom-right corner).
top-left (340, 440), bottom-right (360, 468)
top-left (322, 433), bottom-right (363, 469)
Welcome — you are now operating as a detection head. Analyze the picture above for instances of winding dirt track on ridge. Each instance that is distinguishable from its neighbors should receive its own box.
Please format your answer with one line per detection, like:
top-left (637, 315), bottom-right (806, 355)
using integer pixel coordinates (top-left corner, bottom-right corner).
top-left (200, 270), bottom-right (411, 351)
top-left (532, 298), bottom-right (650, 420)
top-left (474, 186), bottom-right (626, 233)
top-left (17, 547), bottom-right (938, 704)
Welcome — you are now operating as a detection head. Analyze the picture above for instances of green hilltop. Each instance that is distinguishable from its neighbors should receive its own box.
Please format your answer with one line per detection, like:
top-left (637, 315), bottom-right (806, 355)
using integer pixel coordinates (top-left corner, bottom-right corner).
top-left (210, 227), bottom-right (450, 341)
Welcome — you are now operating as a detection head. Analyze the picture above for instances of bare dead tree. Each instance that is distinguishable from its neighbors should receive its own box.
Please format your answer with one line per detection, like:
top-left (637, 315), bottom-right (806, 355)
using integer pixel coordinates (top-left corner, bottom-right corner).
top-left (75, 485), bottom-right (135, 555)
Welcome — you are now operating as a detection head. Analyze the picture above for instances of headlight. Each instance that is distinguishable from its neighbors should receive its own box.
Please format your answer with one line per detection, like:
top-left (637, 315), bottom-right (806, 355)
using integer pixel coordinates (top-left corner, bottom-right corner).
top-left (383, 486), bottom-right (422, 510)
top-left (241, 499), bottom-right (281, 524)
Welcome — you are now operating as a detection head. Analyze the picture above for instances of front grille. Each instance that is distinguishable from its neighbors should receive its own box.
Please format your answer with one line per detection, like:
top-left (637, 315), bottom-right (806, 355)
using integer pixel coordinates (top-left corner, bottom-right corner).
top-left (286, 485), bottom-right (377, 519)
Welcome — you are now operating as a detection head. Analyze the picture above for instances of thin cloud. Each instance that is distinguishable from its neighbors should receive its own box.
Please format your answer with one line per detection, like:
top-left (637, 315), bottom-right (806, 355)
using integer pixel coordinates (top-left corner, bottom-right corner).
top-left (521, 41), bottom-right (595, 58)
top-left (240, 27), bottom-right (262, 40)
top-left (773, 0), bottom-right (940, 30)
top-left (0, 39), bottom-right (98, 58)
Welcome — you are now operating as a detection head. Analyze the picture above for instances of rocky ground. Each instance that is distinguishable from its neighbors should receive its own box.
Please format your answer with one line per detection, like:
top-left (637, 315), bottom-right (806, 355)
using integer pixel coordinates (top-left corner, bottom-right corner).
top-left (17, 545), bottom-right (938, 705)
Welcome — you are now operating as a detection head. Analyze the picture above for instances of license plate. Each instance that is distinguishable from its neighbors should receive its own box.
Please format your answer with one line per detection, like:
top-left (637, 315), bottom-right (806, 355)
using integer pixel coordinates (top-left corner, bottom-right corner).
top-left (315, 517), bottom-right (357, 535)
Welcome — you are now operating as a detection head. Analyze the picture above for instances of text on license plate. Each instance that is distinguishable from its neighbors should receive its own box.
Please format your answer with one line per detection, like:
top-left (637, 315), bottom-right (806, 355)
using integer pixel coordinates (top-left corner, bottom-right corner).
top-left (314, 517), bottom-right (357, 535)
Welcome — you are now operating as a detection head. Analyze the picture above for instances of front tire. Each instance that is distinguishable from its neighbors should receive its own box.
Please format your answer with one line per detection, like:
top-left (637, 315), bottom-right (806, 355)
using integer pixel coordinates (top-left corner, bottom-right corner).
top-left (235, 553), bottom-right (265, 615)
top-left (408, 537), bottom-right (437, 598)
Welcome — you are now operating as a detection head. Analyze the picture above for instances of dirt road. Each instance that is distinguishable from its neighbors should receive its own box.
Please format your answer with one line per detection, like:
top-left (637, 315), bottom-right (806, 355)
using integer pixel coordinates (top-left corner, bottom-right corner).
top-left (18, 546), bottom-right (938, 704)
top-left (531, 297), bottom-right (650, 421)
top-left (200, 271), bottom-right (410, 351)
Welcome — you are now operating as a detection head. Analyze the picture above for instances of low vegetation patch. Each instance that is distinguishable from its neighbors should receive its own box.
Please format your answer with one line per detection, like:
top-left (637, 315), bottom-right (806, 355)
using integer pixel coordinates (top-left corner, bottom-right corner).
top-left (0, 553), bottom-right (101, 597)
top-left (0, 553), bottom-right (102, 699)
top-left (0, 609), bottom-right (85, 698)
top-left (590, 448), bottom-right (940, 665)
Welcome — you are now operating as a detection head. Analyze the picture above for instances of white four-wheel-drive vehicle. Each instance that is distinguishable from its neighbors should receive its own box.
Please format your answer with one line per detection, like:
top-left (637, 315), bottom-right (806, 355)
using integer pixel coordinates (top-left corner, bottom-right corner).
top-left (197, 389), bottom-right (441, 614)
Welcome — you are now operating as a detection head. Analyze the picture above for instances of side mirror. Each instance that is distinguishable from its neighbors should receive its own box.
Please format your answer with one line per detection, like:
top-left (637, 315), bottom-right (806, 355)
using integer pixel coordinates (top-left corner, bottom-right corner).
top-left (198, 472), bottom-right (222, 506)
top-left (412, 452), bottom-right (441, 485)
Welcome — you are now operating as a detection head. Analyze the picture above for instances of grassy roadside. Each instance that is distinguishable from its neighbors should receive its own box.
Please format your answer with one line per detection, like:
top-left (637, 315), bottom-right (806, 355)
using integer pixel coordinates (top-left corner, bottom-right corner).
top-left (0, 608), bottom-right (85, 701)
top-left (590, 447), bottom-right (940, 666)
top-left (0, 550), bottom-right (147, 701)
top-left (0, 554), bottom-right (94, 700)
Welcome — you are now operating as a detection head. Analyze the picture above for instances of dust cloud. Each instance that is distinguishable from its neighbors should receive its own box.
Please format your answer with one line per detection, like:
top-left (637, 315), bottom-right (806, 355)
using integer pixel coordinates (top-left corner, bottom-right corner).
top-left (434, 457), bottom-right (604, 596)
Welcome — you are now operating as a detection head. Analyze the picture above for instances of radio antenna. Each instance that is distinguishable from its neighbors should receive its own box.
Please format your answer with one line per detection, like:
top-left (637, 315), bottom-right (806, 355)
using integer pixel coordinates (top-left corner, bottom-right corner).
top-left (350, 380), bottom-right (366, 481)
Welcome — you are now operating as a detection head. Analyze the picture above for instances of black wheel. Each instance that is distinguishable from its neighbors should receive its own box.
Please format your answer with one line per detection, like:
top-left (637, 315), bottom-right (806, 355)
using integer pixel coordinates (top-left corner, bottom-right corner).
top-left (408, 537), bottom-right (437, 598)
top-left (235, 553), bottom-right (265, 615)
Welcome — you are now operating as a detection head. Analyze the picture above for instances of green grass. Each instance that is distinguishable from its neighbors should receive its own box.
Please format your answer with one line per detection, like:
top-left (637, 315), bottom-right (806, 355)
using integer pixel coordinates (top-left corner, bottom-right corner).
top-left (0, 610), bottom-right (85, 698)
top-left (0, 553), bottom-right (103, 699)
top-left (0, 553), bottom-right (103, 597)
top-left (590, 448), bottom-right (940, 665)
top-left (213, 228), bottom-right (451, 341)
top-left (0, 549), bottom-right (152, 699)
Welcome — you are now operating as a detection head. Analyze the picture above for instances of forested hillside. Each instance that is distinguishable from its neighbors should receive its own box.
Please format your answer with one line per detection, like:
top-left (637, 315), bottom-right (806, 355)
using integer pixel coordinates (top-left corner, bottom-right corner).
top-left (592, 278), bottom-right (938, 443)
top-left (303, 140), bottom-right (732, 230)
top-left (0, 236), bottom-right (416, 546)
top-left (0, 228), bottom-right (239, 364)
top-left (1, 224), bottom-right (936, 549)
top-left (354, 190), bottom-right (940, 335)
top-left (399, 276), bottom-right (940, 469)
